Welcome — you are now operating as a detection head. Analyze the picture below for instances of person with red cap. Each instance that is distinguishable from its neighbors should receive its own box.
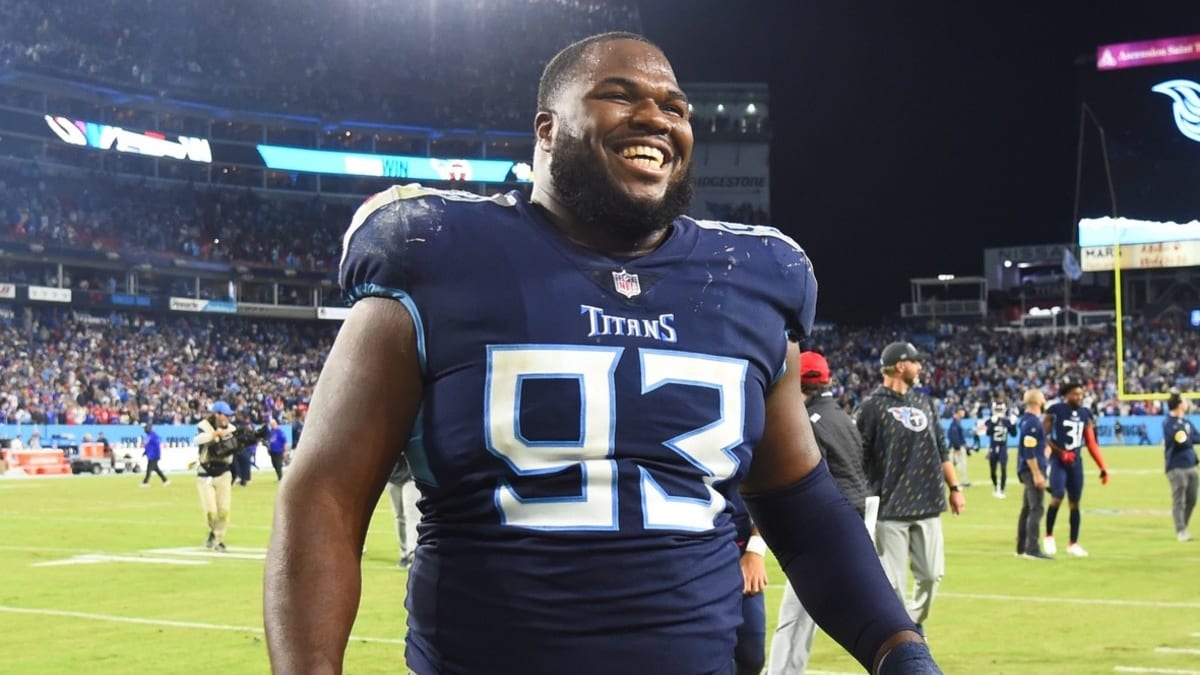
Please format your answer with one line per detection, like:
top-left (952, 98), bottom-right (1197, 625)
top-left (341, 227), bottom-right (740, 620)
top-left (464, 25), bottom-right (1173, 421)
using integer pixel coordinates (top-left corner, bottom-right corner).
top-left (768, 351), bottom-right (873, 674)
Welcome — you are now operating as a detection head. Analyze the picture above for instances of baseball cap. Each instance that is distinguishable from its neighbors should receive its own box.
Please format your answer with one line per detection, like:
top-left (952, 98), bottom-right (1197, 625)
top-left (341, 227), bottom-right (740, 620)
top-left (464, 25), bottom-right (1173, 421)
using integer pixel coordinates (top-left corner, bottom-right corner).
top-left (798, 351), bottom-right (831, 385)
top-left (210, 400), bottom-right (234, 416)
top-left (880, 341), bottom-right (928, 367)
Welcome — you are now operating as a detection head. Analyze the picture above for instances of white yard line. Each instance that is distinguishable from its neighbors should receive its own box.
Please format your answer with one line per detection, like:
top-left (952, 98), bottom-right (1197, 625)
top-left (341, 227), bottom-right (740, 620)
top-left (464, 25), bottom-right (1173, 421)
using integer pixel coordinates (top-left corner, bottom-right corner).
top-left (1113, 662), bottom-right (1200, 667)
top-left (33, 554), bottom-right (207, 567)
top-left (0, 605), bottom-right (406, 644)
top-left (1156, 648), bottom-right (1200, 656)
top-left (938, 592), bottom-right (1200, 609)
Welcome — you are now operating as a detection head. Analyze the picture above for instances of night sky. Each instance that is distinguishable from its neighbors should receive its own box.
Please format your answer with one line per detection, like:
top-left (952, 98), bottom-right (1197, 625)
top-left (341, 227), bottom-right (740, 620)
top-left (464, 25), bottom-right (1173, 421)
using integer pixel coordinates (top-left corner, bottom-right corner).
top-left (638, 1), bottom-right (1200, 322)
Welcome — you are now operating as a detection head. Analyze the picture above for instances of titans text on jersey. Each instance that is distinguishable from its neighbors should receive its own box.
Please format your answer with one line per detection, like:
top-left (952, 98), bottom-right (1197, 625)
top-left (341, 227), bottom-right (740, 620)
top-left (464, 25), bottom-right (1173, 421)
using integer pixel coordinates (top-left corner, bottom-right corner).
top-left (339, 184), bottom-right (817, 675)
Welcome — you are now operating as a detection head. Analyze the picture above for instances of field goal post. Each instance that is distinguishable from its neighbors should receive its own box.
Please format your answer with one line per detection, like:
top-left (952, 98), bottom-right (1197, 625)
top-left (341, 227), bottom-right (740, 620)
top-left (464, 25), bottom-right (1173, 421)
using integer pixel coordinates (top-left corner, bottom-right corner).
top-left (1106, 220), bottom-right (1200, 401)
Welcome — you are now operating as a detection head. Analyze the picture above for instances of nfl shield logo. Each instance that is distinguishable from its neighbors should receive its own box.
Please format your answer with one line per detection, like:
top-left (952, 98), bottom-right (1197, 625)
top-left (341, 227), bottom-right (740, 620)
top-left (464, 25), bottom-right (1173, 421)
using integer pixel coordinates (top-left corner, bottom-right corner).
top-left (612, 270), bottom-right (641, 298)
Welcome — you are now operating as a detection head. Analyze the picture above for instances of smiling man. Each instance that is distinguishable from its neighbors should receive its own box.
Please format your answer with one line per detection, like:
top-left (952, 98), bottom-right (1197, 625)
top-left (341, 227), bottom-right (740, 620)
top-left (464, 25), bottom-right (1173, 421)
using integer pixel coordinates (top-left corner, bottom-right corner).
top-left (265, 32), bottom-right (938, 675)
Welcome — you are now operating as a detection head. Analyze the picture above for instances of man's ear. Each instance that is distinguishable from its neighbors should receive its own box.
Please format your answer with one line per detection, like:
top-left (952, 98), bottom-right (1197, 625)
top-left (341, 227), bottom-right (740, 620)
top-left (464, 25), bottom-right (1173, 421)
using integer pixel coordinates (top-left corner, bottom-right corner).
top-left (534, 111), bottom-right (554, 152)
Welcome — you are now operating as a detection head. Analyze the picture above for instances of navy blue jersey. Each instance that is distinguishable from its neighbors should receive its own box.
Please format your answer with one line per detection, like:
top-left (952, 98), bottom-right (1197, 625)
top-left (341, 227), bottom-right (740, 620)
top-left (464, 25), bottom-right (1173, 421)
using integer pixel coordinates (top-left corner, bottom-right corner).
top-left (340, 186), bottom-right (817, 674)
top-left (1163, 416), bottom-right (1199, 471)
top-left (1046, 402), bottom-right (1093, 461)
top-left (985, 417), bottom-right (1013, 448)
top-left (1016, 412), bottom-right (1047, 475)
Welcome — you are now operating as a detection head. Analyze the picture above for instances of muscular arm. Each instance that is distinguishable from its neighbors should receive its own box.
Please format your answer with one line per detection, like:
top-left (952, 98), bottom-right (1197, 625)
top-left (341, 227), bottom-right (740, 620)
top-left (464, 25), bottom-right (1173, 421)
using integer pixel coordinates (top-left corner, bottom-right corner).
top-left (264, 298), bottom-right (423, 674)
top-left (742, 343), bottom-right (928, 673)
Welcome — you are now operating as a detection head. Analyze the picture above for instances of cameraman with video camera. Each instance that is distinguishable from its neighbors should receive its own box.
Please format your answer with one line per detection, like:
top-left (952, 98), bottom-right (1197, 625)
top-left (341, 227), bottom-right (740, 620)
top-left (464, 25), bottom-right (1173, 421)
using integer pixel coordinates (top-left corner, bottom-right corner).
top-left (194, 400), bottom-right (239, 552)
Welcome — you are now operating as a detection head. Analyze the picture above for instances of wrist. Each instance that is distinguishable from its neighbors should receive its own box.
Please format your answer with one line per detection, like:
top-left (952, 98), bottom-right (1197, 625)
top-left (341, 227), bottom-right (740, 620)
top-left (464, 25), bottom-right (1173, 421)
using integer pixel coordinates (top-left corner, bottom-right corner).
top-left (745, 535), bottom-right (767, 557)
top-left (948, 484), bottom-right (961, 493)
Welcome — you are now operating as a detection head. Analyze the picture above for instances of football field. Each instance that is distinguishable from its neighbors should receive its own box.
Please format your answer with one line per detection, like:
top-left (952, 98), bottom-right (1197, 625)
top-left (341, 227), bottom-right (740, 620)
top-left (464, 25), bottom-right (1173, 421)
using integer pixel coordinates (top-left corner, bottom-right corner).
top-left (2, 446), bottom-right (1198, 674)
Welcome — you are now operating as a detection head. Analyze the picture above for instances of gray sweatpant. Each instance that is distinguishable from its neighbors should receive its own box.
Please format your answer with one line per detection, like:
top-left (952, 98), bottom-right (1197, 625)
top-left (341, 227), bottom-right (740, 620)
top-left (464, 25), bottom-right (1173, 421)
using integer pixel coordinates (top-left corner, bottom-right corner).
top-left (1167, 467), bottom-right (1198, 535)
top-left (387, 479), bottom-right (420, 560)
top-left (875, 517), bottom-right (944, 625)
top-left (1017, 472), bottom-right (1045, 555)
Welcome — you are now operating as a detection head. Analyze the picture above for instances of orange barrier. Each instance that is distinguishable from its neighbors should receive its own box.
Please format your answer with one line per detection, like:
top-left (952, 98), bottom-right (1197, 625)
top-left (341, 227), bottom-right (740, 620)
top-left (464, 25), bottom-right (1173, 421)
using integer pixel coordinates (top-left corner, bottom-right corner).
top-left (8, 449), bottom-right (73, 475)
top-left (78, 442), bottom-right (105, 458)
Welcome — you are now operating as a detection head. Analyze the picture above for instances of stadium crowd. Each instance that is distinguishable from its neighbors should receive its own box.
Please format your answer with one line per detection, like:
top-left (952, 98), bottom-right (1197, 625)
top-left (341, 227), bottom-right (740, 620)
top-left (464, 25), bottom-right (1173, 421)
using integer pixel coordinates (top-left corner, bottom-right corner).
top-left (808, 322), bottom-right (1200, 419)
top-left (0, 0), bottom-right (642, 131)
top-left (0, 309), bottom-right (331, 428)
top-left (0, 164), bottom-right (347, 274)
top-left (1, 307), bottom-right (1196, 431)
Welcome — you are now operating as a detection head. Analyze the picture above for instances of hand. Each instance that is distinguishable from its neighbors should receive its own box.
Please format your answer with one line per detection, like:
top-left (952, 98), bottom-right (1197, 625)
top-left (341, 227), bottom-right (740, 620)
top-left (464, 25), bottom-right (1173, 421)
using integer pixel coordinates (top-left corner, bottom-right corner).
top-left (948, 489), bottom-right (966, 515)
top-left (739, 550), bottom-right (768, 596)
top-left (1100, 469), bottom-right (1109, 485)
top-left (1060, 451), bottom-right (1076, 465)
top-left (1034, 474), bottom-right (1047, 489)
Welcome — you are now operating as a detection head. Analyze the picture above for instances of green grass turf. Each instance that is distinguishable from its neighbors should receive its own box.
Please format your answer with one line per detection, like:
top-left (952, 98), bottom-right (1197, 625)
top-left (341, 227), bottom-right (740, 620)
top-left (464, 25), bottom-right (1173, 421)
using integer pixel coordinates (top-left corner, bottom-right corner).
top-left (1, 446), bottom-right (1197, 674)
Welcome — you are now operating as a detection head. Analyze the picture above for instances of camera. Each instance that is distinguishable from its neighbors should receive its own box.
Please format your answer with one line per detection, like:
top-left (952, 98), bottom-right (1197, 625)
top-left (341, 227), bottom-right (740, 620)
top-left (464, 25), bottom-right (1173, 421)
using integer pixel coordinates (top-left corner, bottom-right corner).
top-left (231, 424), bottom-right (271, 449)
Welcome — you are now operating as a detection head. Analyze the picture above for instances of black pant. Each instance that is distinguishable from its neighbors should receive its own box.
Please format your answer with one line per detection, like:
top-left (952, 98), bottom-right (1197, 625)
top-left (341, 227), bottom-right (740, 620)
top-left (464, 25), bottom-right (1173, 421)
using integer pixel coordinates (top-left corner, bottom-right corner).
top-left (233, 453), bottom-right (252, 485)
top-left (1017, 472), bottom-right (1045, 554)
top-left (270, 452), bottom-right (285, 480)
top-left (143, 459), bottom-right (167, 484)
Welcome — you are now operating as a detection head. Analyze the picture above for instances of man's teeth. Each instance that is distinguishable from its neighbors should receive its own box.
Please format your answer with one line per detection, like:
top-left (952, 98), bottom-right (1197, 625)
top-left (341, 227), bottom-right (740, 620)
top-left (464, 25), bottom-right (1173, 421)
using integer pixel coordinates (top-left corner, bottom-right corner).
top-left (619, 145), bottom-right (665, 168)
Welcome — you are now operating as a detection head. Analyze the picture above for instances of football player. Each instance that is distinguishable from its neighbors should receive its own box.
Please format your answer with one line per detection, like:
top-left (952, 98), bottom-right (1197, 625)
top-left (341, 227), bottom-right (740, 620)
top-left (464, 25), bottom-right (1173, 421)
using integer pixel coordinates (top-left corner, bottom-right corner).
top-left (984, 403), bottom-right (1014, 498)
top-left (1043, 382), bottom-right (1109, 556)
top-left (264, 32), bottom-right (938, 675)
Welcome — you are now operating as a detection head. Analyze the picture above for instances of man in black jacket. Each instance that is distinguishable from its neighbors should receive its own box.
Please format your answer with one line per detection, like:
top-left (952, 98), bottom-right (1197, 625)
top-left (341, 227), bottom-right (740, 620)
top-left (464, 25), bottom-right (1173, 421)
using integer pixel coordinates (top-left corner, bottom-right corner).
top-left (767, 351), bottom-right (873, 674)
top-left (859, 342), bottom-right (966, 636)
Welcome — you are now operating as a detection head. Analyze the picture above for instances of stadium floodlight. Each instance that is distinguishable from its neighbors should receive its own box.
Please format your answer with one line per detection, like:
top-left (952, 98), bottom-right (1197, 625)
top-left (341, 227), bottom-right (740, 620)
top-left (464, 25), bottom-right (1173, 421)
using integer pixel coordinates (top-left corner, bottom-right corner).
top-left (1003, 259), bottom-right (1013, 268)
top-left (937, 274), bottom-right (955, 281)
top-left (746, 103), bottom-right (757, 114)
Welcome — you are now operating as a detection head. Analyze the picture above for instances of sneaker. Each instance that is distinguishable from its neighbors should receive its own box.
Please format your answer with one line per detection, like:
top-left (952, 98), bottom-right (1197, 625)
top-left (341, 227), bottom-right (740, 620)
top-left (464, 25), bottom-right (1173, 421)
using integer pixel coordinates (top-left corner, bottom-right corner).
top-left (162, 480), bottom-right (170, 486)
top-left (398, 553), bottom-right (414, 569)
top-left (1043, 536), bottom-right (1057, 555)
top-left (1066, 542), bottom-right (1089, 557)
top-left (1023, 551), bottom-right (1054, 560)
top-left (139, 482), bottom-right (149, 488)
top-left (215, 543), bottom-right (226, 553)
top-left (997, 491), bottom-right (1006, 499)
top-left (1178, 530), bottom-right (1192, 542)
top-left (204, 532), bottom-right (215, 549)
top-left (961, 481), bottom-right (972, 488)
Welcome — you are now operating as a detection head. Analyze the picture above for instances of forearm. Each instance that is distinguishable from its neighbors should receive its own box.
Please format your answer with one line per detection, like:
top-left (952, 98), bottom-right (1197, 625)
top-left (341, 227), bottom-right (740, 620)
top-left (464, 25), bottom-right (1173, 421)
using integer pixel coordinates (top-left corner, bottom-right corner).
top-left (264, 484), bottom-right (366, 674)
top-left (1023, 457), bottom-right (1043, 481)
top-left (1084, 427), bottom-right (1106, 468)
top-left (940, 460), bottom-right (958, 487)
top-left (744, 461), bottom-right (923, 672)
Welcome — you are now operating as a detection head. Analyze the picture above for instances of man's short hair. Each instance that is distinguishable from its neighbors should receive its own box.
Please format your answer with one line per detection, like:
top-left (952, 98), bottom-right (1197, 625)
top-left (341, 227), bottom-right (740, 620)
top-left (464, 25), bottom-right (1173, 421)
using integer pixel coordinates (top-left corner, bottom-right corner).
top-left (1022, 389), bottom-right (1044, 407)
top-left (1168, 393), bottom-right (1185, 412)
top-left (537, 31), bottom-right (659, 111)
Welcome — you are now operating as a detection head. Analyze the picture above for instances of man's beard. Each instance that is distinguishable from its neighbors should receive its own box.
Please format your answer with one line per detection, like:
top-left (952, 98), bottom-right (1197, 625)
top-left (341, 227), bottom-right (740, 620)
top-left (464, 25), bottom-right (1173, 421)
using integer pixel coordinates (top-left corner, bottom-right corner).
top-left (549, 134), bottom-right (693, 243)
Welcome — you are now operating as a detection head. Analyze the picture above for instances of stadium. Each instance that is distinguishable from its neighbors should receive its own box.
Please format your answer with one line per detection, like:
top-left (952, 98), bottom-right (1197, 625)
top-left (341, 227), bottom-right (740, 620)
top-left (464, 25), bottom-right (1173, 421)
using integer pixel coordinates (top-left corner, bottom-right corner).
top-left (1, 2), bottom-right (1199, 673)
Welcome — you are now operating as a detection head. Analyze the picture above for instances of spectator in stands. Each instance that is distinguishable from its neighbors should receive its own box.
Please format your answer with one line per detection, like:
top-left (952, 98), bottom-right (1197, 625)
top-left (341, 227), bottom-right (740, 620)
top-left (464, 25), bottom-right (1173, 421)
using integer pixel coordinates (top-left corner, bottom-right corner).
top-left (140, 422), bottom-right (168, 486)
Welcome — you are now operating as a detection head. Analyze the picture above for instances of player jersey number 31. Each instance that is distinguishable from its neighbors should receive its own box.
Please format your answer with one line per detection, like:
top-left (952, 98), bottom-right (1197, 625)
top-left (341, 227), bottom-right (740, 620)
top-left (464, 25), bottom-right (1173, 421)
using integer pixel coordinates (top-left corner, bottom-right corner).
top-left (485, 344), bottom-right (745, 532)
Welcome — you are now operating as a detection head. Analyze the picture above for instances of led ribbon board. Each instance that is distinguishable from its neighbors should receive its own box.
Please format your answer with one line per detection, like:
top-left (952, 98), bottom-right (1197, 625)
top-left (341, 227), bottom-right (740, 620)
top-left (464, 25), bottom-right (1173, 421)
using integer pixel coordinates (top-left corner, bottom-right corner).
top-left (256, 145), bottom-right (532, 184)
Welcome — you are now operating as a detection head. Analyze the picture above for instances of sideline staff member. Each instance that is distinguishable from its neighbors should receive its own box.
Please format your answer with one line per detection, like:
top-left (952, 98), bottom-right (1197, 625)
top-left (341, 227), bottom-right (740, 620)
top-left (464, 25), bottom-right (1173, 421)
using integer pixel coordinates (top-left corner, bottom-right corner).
top-left (195, 400), bottom-right (238, 552)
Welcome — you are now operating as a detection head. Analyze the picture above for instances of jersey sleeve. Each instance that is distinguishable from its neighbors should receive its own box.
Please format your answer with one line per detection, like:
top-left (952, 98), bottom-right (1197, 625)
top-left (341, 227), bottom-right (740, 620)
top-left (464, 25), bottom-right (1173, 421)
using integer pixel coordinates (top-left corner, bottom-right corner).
top-left (338, 184), bottom-right (447, 304)
top-left (769, 231), bottom-right (818, 340)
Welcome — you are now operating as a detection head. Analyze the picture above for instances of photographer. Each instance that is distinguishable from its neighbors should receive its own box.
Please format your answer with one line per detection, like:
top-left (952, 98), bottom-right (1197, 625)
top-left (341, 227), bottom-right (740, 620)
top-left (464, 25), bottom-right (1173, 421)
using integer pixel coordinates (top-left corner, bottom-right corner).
top-left (194, 400), bottom-right (239, 552)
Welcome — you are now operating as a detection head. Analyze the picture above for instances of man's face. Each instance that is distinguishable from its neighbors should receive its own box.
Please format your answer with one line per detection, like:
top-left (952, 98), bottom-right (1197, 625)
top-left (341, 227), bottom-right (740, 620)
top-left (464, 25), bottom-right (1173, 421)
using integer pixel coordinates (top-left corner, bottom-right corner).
top-left (542, 39), bottom-right (695, 239)
top-left (215, 412), bottom-right (230, 427)
top-left (1065, 387), bottom-right (1083, 408)
top-left (896, 359), bottom-right (922, 386)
